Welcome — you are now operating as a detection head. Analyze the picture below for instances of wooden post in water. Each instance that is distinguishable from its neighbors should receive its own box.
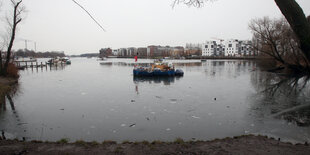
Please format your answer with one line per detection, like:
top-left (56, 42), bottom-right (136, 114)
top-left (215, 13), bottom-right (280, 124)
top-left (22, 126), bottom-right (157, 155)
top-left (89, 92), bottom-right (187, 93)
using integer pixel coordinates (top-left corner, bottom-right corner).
top-left (41, 62), bottom-right (43, 70)
top-left (36, 61), bottom-right (38, 71)
top-left (25, 62), bottom-right (27, 68)
top-left (31, 62), bottom-right (33, 69)
top-left (45, 62), bottom-right (47, 70)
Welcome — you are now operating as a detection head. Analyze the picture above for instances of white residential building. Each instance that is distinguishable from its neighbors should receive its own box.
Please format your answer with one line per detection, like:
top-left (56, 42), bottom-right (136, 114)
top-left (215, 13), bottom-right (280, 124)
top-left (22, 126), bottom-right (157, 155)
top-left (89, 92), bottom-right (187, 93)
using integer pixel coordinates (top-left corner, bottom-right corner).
top-left (202, 41), bottom-right (217, 56)
top-left (238, 40), bottom-right (253, 56)
top-left (112, 50), bottom-right (118, 56)
top-left (202, 41), bottom-right (225, 56)
top-left (201, 39), bottom-right (254, 57)
top-left (224, 39), bottom-right (239, 56)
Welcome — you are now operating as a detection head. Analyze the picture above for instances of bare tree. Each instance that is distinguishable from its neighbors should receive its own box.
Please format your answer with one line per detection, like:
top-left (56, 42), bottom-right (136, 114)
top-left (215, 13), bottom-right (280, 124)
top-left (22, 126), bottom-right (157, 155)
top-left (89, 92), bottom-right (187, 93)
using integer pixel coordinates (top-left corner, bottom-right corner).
top-left (274, 0), bottom-right (310, 63)
top-left (1, 0), bottom-right (25, 76)
top-left (249, 16), bottom-right (310, 74)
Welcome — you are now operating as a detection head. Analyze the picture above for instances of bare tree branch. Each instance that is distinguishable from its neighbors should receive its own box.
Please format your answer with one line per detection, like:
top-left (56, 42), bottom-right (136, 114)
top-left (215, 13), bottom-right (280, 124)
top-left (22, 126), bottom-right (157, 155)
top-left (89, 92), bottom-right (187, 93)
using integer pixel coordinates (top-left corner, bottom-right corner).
top-left (172, 0), bottom-right (210, 8)
top-left (72, 0), bottom-right (105, 32)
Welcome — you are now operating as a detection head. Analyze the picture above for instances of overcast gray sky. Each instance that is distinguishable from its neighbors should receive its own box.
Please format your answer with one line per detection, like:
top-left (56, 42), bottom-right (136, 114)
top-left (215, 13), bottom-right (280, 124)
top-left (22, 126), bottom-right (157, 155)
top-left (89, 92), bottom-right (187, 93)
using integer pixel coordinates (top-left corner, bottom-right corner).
top-left (1, 0), bottom-right (310, 55)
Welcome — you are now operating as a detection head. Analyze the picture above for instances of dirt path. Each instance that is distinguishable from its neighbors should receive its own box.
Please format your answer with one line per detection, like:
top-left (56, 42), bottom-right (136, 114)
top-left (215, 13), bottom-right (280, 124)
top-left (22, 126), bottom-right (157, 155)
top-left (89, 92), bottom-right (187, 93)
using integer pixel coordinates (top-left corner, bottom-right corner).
top-left (0, 135), bottom-right (309, 155)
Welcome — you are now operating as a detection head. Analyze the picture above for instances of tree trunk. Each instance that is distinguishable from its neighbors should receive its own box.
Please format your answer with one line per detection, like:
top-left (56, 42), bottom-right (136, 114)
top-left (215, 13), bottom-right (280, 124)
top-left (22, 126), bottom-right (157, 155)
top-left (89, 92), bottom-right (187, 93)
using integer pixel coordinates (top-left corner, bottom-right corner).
top-left (0, 50), bottom-right (3, 76)
top-left (274, 0), bottom-right (310, 62)
top-left (3, 0), bottom-right (22, 76)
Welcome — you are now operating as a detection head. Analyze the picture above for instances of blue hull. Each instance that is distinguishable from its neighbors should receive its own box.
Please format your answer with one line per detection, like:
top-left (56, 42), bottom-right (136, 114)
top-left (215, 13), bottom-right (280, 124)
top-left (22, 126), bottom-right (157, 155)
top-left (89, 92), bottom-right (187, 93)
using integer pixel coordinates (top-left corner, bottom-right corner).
top-left (133, 69), bottom-right (183, 77)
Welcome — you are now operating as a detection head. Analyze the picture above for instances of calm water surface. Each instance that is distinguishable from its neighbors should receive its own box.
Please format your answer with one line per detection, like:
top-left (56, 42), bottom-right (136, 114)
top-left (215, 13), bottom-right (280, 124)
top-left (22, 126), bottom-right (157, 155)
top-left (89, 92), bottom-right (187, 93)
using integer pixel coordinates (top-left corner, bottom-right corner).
top-left (1, 58), bottom-right (309, 143)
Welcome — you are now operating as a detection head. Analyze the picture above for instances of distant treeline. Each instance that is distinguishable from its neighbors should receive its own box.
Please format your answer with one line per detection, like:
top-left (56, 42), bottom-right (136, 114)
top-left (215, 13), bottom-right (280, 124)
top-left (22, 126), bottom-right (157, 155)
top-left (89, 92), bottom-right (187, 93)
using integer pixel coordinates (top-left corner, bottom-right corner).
top-left (14, 49), bottom-right (65, 58)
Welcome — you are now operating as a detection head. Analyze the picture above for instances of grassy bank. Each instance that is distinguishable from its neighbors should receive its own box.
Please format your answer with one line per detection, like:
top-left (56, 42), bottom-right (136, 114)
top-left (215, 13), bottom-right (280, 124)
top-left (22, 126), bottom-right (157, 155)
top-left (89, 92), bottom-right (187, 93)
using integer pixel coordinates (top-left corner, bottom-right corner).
top-left (0, 77), bottom-right (18, 104)
top-left (0, 135), bottom-right (309, 155)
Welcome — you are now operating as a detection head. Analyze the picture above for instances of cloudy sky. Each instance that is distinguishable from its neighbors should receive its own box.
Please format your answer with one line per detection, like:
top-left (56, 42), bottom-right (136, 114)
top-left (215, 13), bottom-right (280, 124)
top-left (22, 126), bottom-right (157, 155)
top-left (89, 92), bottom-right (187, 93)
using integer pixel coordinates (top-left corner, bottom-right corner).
top-left (1, 0), bottom-right (310, 55)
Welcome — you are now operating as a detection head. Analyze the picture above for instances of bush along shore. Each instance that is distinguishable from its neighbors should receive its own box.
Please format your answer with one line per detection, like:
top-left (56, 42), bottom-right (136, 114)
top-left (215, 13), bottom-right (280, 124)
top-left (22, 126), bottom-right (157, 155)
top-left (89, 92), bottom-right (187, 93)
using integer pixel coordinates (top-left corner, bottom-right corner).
top-left (0, 135), bottom-right (309, 155)
top-left (0, 77), bottom-right (18, 104)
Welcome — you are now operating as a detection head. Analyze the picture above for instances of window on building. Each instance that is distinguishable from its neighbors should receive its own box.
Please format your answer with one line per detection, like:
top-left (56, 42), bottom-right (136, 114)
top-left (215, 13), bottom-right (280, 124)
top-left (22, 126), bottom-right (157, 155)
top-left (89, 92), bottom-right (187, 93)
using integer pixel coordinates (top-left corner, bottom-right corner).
top-left (229, 44), bottom-right (232, 47)
top-left (205, 45), bottom-right (208, 48)
top-left (211, 45), bottom-right (214, 48)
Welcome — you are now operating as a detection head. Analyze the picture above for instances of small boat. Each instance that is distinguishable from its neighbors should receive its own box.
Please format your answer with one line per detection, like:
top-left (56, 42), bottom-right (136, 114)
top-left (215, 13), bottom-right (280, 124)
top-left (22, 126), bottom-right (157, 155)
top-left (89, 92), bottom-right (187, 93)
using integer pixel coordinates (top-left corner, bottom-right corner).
top-left (133, 60), bottom-right (184, 77)
top-left (47, 57), bottom-right (71, 65)
top-left (60, 57), bottom-right (71, 64)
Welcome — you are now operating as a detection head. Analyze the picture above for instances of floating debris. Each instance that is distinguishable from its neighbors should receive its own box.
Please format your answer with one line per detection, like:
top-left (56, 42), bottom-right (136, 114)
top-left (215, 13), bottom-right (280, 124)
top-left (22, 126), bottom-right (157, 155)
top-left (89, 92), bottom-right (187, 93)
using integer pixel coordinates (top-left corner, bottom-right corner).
top-left (166, 128), bottom-right (171, 131)
top-left (155, 96), bottom-right (162, 99)
top-left (150, 112), bottom-right (156, 114)
top-left (187, 109), bottom-right (195, 112)
top-left (129, 124), bottom-right (136, 127)
top-left (146, 117), bottom-right (150, 121)
top-left (244, 130), bottom-right (249, 134)
top-left (191, 116), bottom-right (201, 119)
top-left (112, 130), bottom-right (116, 133)
top-left (214, 98), bottom-right (217, 100)
top-left (226, 106), bottom-right (230, 108)
top-left (131, 100), bottom-right (135, 102)
top-left (250, 124), bottom-right (255, 127)
top-left (60, 109), bottom-right (64, 110)
top-left (81, 92), bottom-right (86, 95)
top-left (121, 124), bottom-right (126, 127)
top-left (90, 126), bottom-right (96, 129)
top-left (208, 113), bottom-right (213, 116)
top-left (170, 99), bottom-right (177, 101)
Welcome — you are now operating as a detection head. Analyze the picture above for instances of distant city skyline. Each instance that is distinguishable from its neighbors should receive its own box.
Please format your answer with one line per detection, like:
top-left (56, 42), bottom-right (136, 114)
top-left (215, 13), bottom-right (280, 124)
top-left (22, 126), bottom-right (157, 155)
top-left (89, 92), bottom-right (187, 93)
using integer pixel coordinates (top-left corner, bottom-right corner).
top-left (1, 0), bottom-right (310, 55)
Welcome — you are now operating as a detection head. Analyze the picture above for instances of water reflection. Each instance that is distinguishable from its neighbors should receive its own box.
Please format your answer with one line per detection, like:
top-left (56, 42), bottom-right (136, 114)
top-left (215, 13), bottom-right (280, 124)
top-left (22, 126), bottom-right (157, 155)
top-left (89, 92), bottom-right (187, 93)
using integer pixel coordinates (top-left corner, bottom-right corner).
top-left (0, 85), bottom-right (26, 140)
top-left (133, 76), bottom-right (183, 85)
top-left (251, 69), bottom-right (310, 127)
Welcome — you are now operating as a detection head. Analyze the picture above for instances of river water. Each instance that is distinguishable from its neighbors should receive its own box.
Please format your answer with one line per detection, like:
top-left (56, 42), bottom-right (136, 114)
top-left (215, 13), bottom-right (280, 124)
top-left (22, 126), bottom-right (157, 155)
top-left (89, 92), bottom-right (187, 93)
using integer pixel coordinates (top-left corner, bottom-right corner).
top-left (0, 58), bottom-right (309, 143)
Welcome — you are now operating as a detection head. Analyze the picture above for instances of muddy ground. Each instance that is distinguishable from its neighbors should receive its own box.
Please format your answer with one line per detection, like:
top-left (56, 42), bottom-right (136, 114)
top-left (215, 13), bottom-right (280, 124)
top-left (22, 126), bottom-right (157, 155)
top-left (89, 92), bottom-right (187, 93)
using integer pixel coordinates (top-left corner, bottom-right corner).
top-left (0, 135), bottom-right (309, 155)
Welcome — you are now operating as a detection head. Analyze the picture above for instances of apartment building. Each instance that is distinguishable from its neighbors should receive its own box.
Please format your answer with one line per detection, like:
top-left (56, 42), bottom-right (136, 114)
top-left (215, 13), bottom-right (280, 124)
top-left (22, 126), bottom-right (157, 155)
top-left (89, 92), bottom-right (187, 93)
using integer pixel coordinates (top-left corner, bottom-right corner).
top-left (225, 39), bottom-right (239, 56)
top-left (202, 39), bottom-right (253, 57)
